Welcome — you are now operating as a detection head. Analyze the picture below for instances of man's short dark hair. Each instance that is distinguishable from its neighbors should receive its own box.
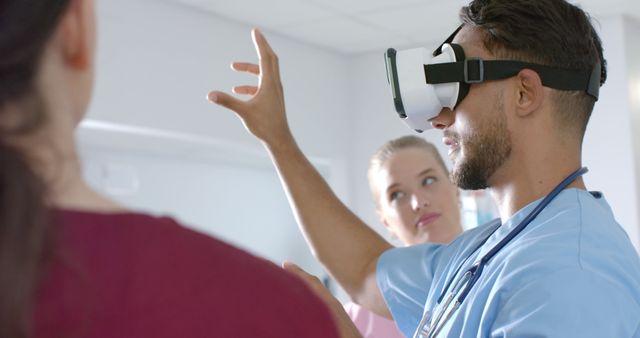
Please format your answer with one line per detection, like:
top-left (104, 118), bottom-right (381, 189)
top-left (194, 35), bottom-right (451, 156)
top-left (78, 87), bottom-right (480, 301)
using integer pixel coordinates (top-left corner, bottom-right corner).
top-left (460, 0), bottom-right (606, 138)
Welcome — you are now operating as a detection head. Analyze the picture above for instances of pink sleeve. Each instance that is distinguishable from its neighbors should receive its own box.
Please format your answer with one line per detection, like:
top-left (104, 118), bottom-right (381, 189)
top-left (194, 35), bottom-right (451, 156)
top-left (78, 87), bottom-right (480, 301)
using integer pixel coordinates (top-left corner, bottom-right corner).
top-left (344, 302), bottom-right (405, 338)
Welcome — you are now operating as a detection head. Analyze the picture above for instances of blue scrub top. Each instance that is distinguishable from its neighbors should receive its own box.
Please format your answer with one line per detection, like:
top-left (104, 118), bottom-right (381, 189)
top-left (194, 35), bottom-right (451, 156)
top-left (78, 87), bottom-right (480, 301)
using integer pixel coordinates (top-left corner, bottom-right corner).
top-left (377, 189), bottom-right (640, 337)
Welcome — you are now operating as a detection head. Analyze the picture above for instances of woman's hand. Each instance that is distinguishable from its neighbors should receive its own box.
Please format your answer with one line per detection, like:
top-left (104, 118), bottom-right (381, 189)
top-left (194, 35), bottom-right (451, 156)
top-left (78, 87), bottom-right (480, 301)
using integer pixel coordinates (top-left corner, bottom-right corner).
top-left (283, 262), bottom-right (363, 338)
top-left (208, 29), bottom-right (293, 149)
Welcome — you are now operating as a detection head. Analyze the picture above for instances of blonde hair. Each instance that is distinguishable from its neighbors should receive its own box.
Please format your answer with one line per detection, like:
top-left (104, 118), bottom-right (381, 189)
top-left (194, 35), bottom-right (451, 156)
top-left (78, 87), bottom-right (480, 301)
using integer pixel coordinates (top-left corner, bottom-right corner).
top-left (368, 136), bottom-right (448, 208)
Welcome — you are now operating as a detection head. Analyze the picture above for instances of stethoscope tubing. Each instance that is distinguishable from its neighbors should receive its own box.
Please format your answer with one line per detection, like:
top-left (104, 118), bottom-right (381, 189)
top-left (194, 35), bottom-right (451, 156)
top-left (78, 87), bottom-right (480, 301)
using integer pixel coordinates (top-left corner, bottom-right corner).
top-left (415, 167), bottom-right (588, 338)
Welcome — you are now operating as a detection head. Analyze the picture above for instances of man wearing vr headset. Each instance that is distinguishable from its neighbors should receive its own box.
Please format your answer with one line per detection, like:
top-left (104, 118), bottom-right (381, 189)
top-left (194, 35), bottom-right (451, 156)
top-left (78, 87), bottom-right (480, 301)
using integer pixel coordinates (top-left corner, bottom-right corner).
top-left (209, 0), bottom-right (640, 336)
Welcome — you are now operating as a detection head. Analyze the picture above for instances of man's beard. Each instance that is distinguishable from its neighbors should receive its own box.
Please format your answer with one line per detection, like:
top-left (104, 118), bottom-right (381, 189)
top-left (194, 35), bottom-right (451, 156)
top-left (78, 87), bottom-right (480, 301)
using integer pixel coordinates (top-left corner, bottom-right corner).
top-left (450, 98), bottom-right (512, 190)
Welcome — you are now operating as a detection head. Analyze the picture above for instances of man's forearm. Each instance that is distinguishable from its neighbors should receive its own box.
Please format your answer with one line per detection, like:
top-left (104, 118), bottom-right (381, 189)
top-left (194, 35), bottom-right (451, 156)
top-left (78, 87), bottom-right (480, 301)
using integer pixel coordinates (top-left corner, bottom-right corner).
top-left (265, 137), bottom-right (392, 315)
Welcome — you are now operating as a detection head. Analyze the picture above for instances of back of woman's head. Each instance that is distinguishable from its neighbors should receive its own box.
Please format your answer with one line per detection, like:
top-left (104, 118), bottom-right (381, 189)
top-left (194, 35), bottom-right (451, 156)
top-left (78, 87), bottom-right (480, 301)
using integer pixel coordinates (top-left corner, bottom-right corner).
top-left (0, 1), bottom-right (71, 337)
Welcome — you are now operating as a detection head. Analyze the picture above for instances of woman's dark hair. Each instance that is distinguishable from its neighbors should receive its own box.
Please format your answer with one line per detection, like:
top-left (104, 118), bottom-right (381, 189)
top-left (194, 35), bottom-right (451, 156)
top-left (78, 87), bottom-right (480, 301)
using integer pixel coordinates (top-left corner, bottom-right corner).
top-left (0, 1), bottom-right (72, 337)
top-left (460, 0), bottom-right (607, 137)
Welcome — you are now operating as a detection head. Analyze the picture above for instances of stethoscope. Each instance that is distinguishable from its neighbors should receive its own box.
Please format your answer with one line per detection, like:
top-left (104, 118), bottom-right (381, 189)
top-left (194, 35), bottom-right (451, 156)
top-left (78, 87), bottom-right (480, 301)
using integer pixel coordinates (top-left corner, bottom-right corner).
top-left (413, 167), bottom-right (588, 338)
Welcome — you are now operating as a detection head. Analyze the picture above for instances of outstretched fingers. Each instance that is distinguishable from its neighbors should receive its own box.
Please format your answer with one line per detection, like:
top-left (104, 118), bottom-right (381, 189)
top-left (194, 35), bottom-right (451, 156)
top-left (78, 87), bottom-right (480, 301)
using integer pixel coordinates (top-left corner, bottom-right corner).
top-left (208, 29), bottom-right (290, 144)
top-left (207, 91), bottom-right (245, 114)
top-left (232, 85), bottom-right (258, 96)
top-left (252, 29), bottom-right (281, 83)
top-left (231, 62), bottom-right (260, 76)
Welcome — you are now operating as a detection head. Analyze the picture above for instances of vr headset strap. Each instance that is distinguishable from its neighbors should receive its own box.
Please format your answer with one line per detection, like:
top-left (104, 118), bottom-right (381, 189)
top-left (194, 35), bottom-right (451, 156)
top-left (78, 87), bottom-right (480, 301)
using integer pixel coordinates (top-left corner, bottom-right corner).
top-left (424, 60), bottom-right (601, 100)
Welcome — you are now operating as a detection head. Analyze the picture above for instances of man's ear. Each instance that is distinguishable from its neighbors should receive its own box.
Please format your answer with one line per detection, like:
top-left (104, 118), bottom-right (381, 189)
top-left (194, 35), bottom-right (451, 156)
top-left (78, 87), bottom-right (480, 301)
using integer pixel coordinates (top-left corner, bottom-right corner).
top-left (514, 68), bottom-right (544, 117)
top-left (57, 0), bottom-right (93, 70)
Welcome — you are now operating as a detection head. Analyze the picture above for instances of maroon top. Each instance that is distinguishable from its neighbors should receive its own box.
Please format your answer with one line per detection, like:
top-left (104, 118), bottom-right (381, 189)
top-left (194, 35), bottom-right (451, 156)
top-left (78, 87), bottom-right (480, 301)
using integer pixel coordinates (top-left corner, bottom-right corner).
top-left (34, 210), bottom-right (338, 338)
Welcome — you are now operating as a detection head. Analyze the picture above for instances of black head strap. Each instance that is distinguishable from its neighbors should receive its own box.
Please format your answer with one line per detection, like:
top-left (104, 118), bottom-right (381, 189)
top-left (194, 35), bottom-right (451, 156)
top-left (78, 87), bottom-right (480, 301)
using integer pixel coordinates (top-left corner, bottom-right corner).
top-left (424, 56), bottom-right (601, 100)
top-left (433, 25), bottom-right (463, 57)
top-left (449, 44), bottom-right (470, 107)
top-left (430, 24), bottom-right (601, 101)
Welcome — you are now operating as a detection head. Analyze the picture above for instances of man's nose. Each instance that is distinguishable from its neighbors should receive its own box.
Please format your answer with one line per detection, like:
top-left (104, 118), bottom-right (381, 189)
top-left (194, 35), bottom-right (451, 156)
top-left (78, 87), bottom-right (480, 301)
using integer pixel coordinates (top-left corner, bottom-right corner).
top-left (430, 108), bottom-right (455, 130)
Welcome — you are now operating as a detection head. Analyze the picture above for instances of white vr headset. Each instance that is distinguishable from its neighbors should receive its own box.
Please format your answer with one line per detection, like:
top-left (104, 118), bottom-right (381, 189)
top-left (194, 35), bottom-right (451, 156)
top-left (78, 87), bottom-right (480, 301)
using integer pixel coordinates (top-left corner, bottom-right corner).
top-left (384, 26), bottom-right (602, 132)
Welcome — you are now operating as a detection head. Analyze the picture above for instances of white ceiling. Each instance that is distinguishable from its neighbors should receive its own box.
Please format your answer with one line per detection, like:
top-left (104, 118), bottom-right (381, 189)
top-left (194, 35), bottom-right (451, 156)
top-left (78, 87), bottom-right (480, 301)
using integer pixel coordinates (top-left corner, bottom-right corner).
top-left (169, 0), bottom-right (640, 55)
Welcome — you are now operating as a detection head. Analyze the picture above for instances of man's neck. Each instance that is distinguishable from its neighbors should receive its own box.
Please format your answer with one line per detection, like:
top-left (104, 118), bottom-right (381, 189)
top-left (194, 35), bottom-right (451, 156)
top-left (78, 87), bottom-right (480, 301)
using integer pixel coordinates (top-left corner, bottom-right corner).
top-left (488, 158), bottom-right (586, 222)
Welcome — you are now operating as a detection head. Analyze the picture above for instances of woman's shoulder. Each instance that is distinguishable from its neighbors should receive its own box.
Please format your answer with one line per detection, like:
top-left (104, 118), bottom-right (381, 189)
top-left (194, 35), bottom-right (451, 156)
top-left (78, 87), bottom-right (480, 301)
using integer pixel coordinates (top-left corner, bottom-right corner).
top-left (53, 208), bottom-right (245, 258)
top-left (51, 208), bottom-right (308, 293)
top-left (46, 209), bottom-right (339, 337)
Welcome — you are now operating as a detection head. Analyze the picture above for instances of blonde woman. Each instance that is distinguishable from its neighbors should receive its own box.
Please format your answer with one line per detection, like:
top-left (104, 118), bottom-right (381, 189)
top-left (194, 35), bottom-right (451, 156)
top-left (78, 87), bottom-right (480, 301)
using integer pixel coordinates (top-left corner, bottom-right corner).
top-left (344, 136), bottom-right (463, 337)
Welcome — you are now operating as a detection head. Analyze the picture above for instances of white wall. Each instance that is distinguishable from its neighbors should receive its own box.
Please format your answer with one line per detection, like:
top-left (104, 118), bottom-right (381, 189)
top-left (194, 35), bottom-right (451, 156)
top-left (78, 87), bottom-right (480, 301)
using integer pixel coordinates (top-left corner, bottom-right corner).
top-left (90, 0), bottom-right (351, 173)
top-left (584, 16), bottom-right (640, 251)
top-left (79, 144), bottom-right (331, 273)
top-left (81, 0), bottom-right (353, 277)
top-left (625, 17), bottom-right (640, 251)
